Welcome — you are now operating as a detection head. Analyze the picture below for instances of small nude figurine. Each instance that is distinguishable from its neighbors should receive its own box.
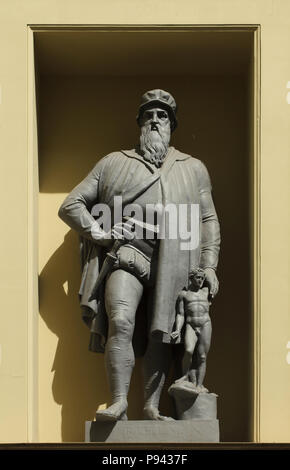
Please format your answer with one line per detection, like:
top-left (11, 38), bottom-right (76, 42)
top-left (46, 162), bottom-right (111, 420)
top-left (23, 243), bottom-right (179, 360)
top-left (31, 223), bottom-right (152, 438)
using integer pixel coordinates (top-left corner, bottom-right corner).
top-left (171, 268), bottom-right (212, 393)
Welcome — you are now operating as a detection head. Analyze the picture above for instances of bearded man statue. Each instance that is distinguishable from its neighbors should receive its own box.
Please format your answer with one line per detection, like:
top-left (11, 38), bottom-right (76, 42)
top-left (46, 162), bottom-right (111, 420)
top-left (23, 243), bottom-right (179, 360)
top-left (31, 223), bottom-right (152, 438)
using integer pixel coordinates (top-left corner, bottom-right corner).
top-left (58, 89), bottom-right (220, 422)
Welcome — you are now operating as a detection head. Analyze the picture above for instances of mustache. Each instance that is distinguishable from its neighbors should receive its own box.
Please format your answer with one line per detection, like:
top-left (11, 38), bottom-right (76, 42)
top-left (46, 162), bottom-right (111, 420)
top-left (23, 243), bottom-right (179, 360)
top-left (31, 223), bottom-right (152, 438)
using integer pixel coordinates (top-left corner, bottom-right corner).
top-left (141, 124), bottom-right (170, 142)
top-left (150, 122), bottom-right (160, 132)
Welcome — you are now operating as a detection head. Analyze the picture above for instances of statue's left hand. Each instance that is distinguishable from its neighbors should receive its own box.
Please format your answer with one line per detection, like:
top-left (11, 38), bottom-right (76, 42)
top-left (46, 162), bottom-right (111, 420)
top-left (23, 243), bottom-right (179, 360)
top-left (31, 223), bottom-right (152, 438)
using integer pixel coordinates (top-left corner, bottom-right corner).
top-left (204, 268), bottom-right (219, 299)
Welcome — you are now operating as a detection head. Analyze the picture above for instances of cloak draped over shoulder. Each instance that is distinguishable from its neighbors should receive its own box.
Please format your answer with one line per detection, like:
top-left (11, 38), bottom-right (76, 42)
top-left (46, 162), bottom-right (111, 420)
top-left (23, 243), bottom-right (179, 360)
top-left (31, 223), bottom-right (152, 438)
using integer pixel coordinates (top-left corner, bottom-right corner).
top-left (58, 147), bottom-right (220, 353)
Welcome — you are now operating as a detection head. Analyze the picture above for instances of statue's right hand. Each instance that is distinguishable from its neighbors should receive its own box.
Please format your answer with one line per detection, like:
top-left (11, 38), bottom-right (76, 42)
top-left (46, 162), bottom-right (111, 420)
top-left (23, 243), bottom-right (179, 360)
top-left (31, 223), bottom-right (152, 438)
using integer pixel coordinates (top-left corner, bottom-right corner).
top-left (91, 220), bottom-right (135, 248)
top-left (171, 330), bottom-right (180, 341)
top-left (111, 221), bottom-right (135, 242)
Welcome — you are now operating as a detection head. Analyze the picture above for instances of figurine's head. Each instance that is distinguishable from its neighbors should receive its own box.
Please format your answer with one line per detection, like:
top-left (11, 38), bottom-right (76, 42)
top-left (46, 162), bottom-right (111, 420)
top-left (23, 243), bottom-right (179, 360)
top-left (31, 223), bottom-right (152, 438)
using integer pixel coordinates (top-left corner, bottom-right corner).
top-left (137, 89), bottom-right (177, 167)
top-left (189, 268), bottom-right (206, 289)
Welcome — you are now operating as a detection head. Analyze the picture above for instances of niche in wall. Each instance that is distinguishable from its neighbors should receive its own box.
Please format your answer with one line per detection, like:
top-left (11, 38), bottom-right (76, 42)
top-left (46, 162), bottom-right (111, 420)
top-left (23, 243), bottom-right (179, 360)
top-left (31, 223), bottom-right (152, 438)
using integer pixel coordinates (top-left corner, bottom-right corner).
top-left (35, 28), bottom-right (254, 442)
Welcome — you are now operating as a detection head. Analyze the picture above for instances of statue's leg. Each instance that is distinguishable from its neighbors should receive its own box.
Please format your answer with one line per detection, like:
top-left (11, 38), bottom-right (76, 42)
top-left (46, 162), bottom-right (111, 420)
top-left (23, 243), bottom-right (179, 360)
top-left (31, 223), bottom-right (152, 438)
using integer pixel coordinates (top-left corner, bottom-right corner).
top-left (196, 319), bottom-right (212, 392)
top-left (143, 340), bottom-right (173, 421)
top-left (181, 324), bottom-right (198, 380)
top-left (96, 269), bottom-right (143, 421)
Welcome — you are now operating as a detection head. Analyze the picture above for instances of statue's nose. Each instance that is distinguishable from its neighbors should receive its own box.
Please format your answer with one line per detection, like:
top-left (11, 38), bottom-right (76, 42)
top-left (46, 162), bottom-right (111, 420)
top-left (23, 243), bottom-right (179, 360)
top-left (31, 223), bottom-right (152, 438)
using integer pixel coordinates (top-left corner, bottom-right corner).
top-left (151, 111), bottom-right (159, 122)
top-left (150, 111), bottom-right (160, 127)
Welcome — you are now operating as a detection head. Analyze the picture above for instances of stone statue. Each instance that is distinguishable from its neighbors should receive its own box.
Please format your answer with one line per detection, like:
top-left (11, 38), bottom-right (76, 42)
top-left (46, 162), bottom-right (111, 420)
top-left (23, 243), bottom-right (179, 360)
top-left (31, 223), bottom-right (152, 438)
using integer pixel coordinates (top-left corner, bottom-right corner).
top-left (58, 89), bottom-right (220, 422)
top-left (171, 268), bottom-right (212, 394)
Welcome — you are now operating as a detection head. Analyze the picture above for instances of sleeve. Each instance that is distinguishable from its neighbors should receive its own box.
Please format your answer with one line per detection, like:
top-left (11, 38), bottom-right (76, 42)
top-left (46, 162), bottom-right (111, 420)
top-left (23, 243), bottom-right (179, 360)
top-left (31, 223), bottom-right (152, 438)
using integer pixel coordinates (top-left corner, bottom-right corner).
top-left (197, 161), bottom-right (221, 271)
top-left (58, 157), bottom-right (107, 240)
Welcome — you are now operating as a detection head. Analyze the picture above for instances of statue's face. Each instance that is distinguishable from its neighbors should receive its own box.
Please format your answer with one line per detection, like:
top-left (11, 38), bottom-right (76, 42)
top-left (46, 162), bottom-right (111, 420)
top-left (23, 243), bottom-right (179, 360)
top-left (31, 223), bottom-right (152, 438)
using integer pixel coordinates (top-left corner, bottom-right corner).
top-left (140, 107), bottom-right (171, 135)
top-left (191, 272), bottom-right (205, 289)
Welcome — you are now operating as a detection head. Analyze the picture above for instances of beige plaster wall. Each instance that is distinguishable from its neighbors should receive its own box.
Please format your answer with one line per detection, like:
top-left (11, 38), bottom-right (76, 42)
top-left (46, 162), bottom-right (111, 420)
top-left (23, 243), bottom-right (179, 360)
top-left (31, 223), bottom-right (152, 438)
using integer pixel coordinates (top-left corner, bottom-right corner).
top-left (0, 0), bottom-right (289, 443)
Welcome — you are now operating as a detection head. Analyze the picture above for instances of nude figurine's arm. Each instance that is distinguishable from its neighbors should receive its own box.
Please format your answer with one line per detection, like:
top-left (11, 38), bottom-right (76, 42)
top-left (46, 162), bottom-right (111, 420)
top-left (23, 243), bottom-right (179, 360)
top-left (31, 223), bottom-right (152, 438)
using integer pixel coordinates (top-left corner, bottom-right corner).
top-left (171, 294), bottom-right (185, 340)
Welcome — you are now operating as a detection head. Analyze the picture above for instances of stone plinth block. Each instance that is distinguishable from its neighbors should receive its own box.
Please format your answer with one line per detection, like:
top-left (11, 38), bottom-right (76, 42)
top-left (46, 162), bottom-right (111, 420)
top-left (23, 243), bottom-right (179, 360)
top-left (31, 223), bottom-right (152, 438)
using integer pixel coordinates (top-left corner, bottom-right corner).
top-left (168, 381), bottom-right (218, 420)
top-left (85, 419), bottom-right (219, 443)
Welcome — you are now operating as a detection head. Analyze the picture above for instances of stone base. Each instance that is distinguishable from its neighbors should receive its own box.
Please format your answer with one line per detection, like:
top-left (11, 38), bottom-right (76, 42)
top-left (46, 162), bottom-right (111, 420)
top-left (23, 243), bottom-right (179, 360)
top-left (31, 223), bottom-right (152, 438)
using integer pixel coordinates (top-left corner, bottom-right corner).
top-left (168, 382), bottom-right (218, 420)
top-left (85, 419), bottom-right (219, 443)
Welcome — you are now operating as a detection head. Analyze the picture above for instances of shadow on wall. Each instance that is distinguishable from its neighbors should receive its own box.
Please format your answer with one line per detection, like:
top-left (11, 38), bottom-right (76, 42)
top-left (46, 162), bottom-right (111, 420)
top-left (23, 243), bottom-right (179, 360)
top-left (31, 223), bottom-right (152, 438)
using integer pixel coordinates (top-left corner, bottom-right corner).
top-left (39, 230), bottom-right (107, 441)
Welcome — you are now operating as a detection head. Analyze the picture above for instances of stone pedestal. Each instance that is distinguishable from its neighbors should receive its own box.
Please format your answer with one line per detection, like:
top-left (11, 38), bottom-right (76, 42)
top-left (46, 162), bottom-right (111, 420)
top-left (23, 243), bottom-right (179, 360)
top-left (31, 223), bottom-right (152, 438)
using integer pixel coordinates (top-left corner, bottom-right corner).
top-left (168, 381), bottom-right (218, 420)
top-left (85, 419), bottom-right (219, 443)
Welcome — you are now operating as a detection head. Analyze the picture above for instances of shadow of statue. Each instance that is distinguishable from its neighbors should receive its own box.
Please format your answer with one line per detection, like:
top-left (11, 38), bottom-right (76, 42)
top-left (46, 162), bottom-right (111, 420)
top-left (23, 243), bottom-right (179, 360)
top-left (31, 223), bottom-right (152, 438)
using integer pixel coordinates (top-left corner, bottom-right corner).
top-left (39, 230), bottom-right (111, 441)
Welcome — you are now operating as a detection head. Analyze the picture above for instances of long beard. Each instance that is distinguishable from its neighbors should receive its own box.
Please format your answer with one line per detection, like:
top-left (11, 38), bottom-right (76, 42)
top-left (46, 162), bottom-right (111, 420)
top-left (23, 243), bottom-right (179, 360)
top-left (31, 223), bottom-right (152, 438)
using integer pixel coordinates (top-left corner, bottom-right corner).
top-left (139, 125), bottom-right (171, 168)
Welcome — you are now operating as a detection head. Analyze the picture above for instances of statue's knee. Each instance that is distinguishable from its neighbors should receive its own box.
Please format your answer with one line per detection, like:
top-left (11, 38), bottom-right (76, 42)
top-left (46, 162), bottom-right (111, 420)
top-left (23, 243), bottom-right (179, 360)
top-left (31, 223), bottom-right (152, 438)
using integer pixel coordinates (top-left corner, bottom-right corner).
top-left (185, 347), bottom-right (194, 357)
top-left (109, 313), bottom-right (133, 337)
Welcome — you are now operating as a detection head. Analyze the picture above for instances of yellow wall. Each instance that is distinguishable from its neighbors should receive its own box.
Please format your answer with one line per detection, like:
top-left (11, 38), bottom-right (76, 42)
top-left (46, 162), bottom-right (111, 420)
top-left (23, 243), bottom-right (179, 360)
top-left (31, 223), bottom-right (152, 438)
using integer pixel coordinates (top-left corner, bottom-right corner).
top-left (0, 0), bottom-right (289, 443)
